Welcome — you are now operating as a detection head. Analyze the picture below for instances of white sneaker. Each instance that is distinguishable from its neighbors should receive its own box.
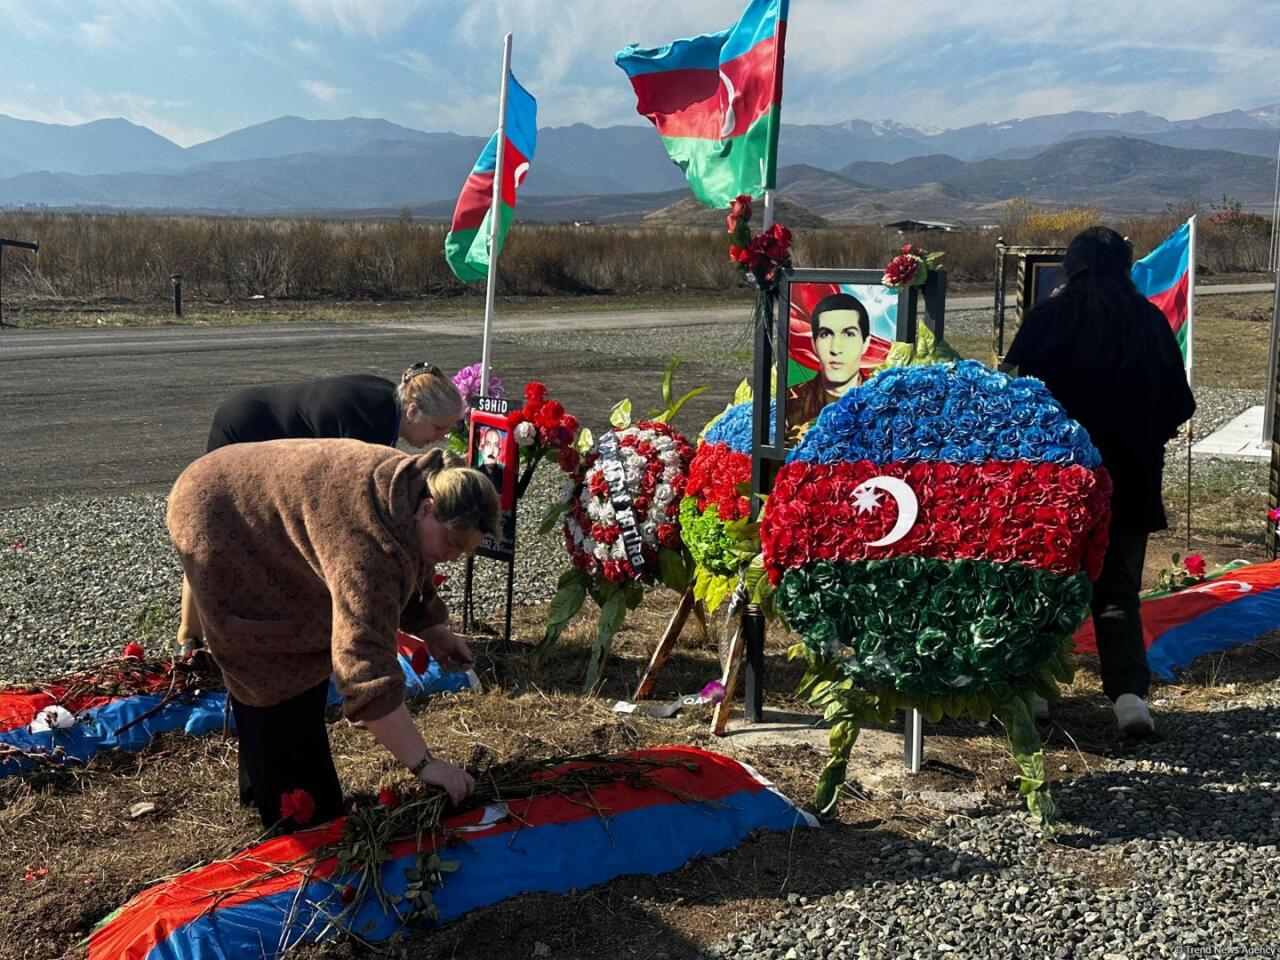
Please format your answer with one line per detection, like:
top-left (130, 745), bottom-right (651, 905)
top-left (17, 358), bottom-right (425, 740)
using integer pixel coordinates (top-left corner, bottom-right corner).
top-left (1113, 694), bottom-right (1155, 738)
top-left (1032, 695), bottom-right (1051, 721)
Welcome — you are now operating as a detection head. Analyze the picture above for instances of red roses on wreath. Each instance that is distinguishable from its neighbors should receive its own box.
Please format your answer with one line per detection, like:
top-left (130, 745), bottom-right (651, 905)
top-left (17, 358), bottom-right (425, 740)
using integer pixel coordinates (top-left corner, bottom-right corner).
top-left (763, 459), bottom-right (1111, 583)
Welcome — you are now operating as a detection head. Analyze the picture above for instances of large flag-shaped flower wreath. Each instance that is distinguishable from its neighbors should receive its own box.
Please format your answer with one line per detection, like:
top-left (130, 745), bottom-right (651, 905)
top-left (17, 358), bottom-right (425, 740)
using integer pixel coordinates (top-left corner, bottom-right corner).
top-left (764, 360), bottom-right (1112, 826)
top-left (537, 360), bottom-right (706, 691)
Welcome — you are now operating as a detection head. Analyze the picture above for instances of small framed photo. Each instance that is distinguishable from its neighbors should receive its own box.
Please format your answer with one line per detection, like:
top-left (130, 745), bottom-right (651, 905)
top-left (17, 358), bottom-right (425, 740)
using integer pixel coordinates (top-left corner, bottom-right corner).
top-left (1023, 256), bottom-right (1066, 310)
top-left (467, 410), bottom-right (516, 511)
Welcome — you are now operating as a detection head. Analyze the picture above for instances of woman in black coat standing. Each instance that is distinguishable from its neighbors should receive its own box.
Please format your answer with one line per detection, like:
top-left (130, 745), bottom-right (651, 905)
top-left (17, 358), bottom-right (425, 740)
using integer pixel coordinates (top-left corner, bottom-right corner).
top-left (1005, 226), bottom-right (1195, 737)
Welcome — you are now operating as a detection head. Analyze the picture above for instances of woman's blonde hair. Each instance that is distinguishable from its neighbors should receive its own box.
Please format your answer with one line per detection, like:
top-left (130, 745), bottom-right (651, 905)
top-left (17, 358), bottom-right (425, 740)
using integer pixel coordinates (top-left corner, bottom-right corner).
top-left (397, 362), bottom-right (465, 422)
top-left (427, 462), bottom-right (502, 538)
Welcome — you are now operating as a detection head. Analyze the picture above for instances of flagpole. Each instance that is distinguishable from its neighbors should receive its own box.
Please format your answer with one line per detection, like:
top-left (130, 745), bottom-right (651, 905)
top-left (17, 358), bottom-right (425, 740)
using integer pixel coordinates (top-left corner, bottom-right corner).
top-left (1185, 214), bottom-right (1197, 550)
top-left (479, 33), bottom-right (513, 399)
top-left (1269, 131), bottom-right (1280, 272)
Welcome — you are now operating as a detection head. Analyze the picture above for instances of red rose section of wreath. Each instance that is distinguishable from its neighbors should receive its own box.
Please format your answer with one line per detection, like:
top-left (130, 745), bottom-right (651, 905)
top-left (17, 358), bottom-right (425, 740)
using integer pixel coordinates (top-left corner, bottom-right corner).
top-left (763, 459), bottom-right (1111, 583)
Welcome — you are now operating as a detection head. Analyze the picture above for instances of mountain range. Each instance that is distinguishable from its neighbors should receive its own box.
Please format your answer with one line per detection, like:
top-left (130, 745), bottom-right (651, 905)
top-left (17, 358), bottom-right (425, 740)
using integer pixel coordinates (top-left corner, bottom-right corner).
top-left (0, 102), bottom-right (1276, 222)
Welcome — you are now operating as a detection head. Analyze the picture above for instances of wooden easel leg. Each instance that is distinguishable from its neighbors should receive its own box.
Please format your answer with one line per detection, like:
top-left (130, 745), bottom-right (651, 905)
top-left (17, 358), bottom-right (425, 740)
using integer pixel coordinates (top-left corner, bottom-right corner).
top-left (711, 622), bottom-right (744, 737)
top-left (632, 586), bottom-right (695, 700)
top-left (692, 599), bottom-right (711, 642)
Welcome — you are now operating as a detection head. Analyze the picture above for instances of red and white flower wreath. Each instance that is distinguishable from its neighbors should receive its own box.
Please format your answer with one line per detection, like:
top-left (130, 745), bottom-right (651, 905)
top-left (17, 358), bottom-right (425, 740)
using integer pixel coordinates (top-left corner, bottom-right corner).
top-left (562, 421), bottom-right (694, 585)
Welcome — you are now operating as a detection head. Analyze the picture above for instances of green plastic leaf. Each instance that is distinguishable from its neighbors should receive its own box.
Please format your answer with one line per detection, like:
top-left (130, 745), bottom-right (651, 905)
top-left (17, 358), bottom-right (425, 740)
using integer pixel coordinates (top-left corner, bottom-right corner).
top-left (537, 497), bottom-right (570, 536)
top-left (558, 567), bottom-right (589, 590)
top-left (658, 547), bottom-right (690, 594)
top-left (575, 426), bottom-right (594, 455)
top-left (658, 385), bottom-right (709, 426)
top-left (662, 356), bottom-right (678, 409)
top-left (703, 575), bottom-right (731, 615)
top-left (582, 589), bottom-right (627, 692)
top-left (546, 580), bottom-right (587, 627)
top-left (609, 398), bottom-right (632, 430)
top-left (531, 580), bottom-right (587, 660)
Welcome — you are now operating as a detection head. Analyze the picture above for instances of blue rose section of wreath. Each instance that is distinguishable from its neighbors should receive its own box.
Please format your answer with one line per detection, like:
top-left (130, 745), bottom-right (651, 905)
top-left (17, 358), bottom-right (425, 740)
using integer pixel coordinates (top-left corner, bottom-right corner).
top-left (703, 399), bottom-right (775, 455)
top-left (786, 361), bottom-right (1102, 470)
top-left (769, 362), bottom-right (1106, 698)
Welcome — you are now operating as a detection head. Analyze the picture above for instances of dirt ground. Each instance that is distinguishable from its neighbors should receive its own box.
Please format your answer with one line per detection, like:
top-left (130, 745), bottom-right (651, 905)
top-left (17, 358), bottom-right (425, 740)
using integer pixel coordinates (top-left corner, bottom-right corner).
top-left (4, 585), bottom-right (1279, 960)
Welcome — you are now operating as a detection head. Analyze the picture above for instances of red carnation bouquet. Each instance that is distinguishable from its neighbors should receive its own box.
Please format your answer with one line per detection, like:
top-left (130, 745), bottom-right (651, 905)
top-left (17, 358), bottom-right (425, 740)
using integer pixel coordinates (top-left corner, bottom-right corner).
top-left (882, 243), bottom-right (944, 290)
top-left (727, 193), bottom-right (792, 287)
top-left (509, 381), bottom-right (585, 476)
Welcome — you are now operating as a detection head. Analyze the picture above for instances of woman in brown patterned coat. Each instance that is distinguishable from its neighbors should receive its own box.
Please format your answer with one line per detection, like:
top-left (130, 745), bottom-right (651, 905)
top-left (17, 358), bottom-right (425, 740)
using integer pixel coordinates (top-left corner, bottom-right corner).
top-left (167, 439), bottom-right (499, 829)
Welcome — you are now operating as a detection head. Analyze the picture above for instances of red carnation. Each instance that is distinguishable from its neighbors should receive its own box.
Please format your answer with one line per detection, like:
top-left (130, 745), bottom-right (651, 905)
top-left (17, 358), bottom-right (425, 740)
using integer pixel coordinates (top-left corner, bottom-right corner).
top-left (562, 413), bottom-right (579, 433)
top-left (377, 787), bottom-right (400, 809)
top-left (1184, 554), bottom-right (1206, 577)
top-left (279, 788), bottom-right (316, 825)
top-left (729, 245), bottom-right (750, 265)
top-left (883, 253), bottom-right (922, 288)
top-left (122, 642), bottom-right (145, 660)
top-left (558, 448), bottom-right (580, 474)
top-left (525, 382), bottom-right (548, 403)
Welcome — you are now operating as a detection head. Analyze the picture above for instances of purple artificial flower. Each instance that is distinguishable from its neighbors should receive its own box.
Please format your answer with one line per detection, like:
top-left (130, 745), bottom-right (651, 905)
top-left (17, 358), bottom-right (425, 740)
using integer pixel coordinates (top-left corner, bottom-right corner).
top-left (451, 363), bottom-right (504, 406)
top-left (699, 680), bottom-right (727, 704)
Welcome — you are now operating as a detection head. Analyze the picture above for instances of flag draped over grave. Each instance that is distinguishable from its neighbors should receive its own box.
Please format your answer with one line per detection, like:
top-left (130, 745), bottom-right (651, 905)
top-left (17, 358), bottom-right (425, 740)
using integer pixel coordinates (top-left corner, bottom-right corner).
top-left (444, 73), bottom-right (538, 282)
top-left (615, 0), bottom-right (788, 208)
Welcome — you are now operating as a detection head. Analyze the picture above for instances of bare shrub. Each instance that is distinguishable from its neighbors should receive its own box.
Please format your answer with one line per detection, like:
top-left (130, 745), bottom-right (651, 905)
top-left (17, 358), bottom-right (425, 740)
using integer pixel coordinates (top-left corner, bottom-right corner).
top-left (0, 207), bottom-right (1270, 304)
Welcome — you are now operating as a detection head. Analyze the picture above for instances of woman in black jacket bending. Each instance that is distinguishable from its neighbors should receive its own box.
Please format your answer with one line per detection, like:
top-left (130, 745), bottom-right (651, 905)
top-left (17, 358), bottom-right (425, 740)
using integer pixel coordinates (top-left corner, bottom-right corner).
top-left (1005, 226), bottom-right (1195, 737)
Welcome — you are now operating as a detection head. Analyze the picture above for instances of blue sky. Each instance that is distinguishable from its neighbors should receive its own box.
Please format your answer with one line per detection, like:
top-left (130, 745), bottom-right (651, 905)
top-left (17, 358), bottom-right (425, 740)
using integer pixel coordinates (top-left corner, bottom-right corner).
top-left (0, 0), bottom-right (1276, 146)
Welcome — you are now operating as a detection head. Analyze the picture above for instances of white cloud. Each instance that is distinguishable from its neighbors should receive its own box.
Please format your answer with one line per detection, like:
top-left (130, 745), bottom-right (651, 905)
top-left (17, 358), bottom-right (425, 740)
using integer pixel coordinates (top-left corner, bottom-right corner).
top-left (300, 79), bottom-right (348, 103)
top-left (291, 38), bottom-right (322, 56)
top-left (74, 15), bottom-right (118, 49)
top-left (0, 0), bottom-right (56, 40)
top-left (285, 0), bottom-right (425, 38)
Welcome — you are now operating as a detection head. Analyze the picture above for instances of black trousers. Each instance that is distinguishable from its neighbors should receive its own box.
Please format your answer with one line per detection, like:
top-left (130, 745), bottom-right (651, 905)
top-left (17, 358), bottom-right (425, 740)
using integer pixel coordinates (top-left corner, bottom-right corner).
top-left (230, 678), bottom-right (345, 831)
top-left (1089, 527), bottom-right (1151, 701)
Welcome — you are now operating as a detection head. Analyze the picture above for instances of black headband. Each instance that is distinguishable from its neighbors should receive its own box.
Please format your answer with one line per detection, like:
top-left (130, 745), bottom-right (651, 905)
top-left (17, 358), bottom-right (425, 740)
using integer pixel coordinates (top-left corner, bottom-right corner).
top-left (401, 361), bottom-right (442, 385)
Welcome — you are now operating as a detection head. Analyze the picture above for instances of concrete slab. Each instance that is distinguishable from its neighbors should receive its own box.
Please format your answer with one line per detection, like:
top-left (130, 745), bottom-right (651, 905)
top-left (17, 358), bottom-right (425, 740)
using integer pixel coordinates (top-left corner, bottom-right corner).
top-left (716, 709), bottom-right (912, 791)
top-left (1192, 405), bottom-right (1271, 461)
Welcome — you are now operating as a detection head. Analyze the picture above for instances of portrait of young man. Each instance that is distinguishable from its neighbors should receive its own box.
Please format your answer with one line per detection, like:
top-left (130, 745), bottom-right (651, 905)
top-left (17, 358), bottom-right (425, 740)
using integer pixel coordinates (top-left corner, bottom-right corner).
top-left (784, 291), bottom-right (872, 443)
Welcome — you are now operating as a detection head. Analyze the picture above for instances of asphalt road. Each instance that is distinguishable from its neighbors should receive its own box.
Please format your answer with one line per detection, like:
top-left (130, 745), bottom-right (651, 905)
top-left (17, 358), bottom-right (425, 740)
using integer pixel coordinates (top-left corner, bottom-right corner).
top-left (0, 310), bottom-right (749, 509)
top-left (1, 282), bottom-right (1272, 509)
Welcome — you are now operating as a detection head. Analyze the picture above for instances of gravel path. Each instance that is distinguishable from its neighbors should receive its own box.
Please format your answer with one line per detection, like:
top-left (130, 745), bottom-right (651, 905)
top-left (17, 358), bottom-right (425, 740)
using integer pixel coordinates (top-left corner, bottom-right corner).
top-left (706, 685), bottom-right (1280, 960)
top-left (0, 466), bottom-right (570, 681)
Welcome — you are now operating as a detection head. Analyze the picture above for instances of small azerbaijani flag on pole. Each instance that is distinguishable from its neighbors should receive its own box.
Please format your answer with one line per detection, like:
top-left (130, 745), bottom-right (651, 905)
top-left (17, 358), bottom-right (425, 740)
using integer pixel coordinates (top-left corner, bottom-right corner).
top-left (1131, 216), bottom-right (1196, 383)
top-left (615, 0), bottom-right (788, 208)
top-left (444, 73), bottom-right (537, 283)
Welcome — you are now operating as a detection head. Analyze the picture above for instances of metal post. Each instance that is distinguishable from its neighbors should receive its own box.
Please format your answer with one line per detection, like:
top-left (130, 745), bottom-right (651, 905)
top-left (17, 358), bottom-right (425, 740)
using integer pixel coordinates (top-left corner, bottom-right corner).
top-left (171, 273), bottom-right (183, 318)
top-left (741, 604), bottom-right (765, 723)
top-left (903, 709), bottom-right (924, 773)
top-left (0, 238), bottom-right (39, 328)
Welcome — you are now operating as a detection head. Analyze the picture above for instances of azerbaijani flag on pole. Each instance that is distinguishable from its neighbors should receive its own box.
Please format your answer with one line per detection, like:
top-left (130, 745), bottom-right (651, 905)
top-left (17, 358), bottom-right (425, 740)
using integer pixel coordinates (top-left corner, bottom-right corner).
top-left (615, 0), bottom-right (788, 208)
top-left (444, 73), bottom-right (537, 283)
top-left (1131, 217), bottom-right (1196, 380)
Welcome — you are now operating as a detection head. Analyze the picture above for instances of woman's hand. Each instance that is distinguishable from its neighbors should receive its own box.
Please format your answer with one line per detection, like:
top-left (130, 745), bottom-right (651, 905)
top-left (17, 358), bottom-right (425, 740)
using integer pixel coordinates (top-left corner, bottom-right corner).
top-left (419, 760), bottom-right (476, 806)
top-left (422, 624), bottom-right (475, 673)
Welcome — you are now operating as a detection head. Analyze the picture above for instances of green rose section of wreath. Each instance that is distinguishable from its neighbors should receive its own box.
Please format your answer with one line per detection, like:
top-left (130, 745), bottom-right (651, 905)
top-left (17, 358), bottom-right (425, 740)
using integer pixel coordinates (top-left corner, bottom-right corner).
top-left (776, 556), bottom-right (1092, 698)
top-left (678, 496), bottom-right (757, 578)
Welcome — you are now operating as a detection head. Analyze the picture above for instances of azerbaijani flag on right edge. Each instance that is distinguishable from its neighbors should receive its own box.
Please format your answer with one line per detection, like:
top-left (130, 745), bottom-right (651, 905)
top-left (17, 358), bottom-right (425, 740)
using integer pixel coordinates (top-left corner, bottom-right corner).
top-left (444, 73), bottom-right (537, 283)
top-left (615, 0), bottom-right (788, 208)
top-left (1131, 218), bottom-right (1193, 367)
